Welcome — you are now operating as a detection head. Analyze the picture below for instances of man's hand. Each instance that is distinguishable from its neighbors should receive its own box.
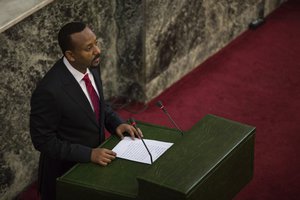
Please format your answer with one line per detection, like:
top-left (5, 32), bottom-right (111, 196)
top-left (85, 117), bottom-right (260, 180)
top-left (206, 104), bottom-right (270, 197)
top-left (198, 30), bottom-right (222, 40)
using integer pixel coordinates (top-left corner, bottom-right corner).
top-left (91, 124), bottom-right (143, 166)
top-left (115, 123), bottom-right (143, 140)
top-left (91, 148), bottom-right (116, 166)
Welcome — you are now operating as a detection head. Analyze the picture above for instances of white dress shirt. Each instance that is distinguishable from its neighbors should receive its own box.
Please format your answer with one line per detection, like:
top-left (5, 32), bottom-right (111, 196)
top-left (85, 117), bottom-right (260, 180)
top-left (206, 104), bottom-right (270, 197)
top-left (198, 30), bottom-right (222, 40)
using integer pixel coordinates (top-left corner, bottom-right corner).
top-left (63, 57), bottom-right (99, 111)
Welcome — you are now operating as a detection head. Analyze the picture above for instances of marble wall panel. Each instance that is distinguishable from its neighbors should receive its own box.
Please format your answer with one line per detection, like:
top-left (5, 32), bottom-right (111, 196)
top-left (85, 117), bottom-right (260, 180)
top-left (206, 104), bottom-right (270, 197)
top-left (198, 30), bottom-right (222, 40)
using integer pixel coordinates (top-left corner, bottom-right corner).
top-left (144, 0), bottom-right (267, 101)
top-left (115, 0), bottom-right (146, 100)
top-left (264, 0), bottom-right (287, 16)
top-left (0, 0), bottom-right (118, 199)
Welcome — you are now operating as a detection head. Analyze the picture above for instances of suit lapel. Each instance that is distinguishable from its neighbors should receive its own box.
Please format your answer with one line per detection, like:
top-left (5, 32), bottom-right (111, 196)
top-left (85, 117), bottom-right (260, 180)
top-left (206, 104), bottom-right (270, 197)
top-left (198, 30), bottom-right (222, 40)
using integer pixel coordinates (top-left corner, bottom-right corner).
top-left (58, 60), bottom-right (99, 127)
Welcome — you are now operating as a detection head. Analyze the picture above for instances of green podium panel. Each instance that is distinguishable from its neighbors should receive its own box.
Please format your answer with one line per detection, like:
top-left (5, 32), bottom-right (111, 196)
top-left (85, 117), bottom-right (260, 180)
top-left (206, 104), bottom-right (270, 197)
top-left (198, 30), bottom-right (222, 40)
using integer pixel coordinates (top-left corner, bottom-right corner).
top-left (57, 114), bottom-right (255, 200)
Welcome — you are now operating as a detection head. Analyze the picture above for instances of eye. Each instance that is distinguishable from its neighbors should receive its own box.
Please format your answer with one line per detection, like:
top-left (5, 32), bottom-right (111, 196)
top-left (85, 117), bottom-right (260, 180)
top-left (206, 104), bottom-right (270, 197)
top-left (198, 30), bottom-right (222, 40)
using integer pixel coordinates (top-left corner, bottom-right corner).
top-left (85, 45), bottom-right (93, 51)
top-left (95, 40), bottom-right (100, 48)
top-left (85, 40), bottom-right (100, 52)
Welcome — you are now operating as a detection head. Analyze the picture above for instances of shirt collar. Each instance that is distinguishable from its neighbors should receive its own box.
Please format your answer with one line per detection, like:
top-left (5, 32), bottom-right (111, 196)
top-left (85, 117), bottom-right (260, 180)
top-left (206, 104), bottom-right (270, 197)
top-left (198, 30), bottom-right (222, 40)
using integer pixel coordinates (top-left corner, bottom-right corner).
top-left (63, 57), bottom-right (92, 82)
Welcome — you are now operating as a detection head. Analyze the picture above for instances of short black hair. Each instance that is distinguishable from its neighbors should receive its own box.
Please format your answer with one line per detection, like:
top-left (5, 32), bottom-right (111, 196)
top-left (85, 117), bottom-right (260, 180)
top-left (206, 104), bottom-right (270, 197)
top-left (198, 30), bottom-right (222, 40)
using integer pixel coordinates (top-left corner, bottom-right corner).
top-left (58, 22), bottom-right (87, 55)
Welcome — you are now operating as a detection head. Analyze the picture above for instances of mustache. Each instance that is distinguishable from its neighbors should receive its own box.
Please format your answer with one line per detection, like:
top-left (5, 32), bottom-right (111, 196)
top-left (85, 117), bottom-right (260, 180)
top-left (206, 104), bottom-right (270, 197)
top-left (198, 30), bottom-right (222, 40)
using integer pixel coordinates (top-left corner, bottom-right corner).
top-left (93, 54), bottom-right (101, 61)
top-left (90, 54), bottom-right (101, 68)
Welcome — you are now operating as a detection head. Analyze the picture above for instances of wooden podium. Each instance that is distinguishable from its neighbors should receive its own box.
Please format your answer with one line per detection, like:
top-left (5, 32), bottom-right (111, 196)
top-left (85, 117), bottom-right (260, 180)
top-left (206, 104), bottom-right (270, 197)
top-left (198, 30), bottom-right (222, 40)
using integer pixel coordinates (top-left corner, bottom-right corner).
top-left (56, 114), bottom-right (255, 200)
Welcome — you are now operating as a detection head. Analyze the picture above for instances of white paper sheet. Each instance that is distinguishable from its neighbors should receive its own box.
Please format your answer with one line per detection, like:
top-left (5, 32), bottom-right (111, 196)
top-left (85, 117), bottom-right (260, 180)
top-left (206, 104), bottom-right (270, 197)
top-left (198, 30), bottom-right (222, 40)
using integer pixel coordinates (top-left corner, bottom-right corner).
top-left (112, 136), bottom-right (173, 164)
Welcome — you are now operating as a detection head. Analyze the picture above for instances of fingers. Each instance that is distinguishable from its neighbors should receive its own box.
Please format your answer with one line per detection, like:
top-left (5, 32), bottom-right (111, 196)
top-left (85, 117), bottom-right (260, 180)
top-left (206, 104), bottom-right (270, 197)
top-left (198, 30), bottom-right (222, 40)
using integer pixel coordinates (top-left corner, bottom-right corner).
top-left (99, 157), bottom-right (114, 166)
top-left (117, 131), bottom-right (124, 140)
top-left (128, 125), bottom-right (138, 139)
top-left (127, 125), bottom-right (143, 139)
top-left (91, 148), bottom-right (116, 166)
top-left (116, 124), bottom-right (144, 140)
top-left (116, 124), bottom-right (126, 139)
top-left (131, 127), bottom-right (143, 139)
top-left (137, 127), bottom-right (144, 138)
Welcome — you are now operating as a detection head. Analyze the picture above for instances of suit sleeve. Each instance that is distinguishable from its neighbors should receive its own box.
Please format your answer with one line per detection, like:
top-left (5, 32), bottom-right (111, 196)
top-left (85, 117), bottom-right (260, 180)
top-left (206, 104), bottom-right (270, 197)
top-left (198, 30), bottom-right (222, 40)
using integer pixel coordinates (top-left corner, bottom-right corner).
top-left (103, 101), bottom-right (124, 134)
top-left (30, 86), bottom-right (92, 163)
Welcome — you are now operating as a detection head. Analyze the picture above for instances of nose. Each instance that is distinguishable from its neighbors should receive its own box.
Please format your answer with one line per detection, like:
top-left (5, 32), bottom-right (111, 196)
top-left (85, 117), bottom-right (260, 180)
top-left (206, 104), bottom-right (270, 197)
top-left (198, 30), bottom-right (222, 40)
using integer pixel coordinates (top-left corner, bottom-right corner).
top-left (93, 45), bottom-right (101, 55)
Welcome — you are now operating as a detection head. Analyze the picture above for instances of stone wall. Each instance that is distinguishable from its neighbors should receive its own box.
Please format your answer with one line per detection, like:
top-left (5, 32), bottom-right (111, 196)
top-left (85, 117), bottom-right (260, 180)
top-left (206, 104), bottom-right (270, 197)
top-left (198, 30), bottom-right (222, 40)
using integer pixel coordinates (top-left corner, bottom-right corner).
top-left (0, 0), bottom-right (285, 199)
top-left (115, 0), bottom-right (146, 100)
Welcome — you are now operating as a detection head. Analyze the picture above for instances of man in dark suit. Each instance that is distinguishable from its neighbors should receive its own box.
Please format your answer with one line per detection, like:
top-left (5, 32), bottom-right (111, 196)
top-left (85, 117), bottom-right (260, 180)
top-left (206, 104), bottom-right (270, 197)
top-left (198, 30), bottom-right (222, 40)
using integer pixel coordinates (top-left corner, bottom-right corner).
top-left (30, 22), bottom-right (141, 200)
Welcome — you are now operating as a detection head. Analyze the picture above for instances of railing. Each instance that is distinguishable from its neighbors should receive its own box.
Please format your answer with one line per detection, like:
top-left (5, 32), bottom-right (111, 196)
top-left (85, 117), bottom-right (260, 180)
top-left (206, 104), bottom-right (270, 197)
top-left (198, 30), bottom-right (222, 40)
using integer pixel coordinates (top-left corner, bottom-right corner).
top-left (0, 0), bottom-right (54, 33)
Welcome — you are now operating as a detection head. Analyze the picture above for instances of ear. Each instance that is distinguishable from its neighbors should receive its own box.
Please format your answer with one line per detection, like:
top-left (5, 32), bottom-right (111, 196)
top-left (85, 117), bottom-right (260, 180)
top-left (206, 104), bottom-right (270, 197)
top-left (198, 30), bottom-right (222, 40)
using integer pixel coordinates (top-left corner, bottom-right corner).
top-left (65, 50), bottom-right (75, 62)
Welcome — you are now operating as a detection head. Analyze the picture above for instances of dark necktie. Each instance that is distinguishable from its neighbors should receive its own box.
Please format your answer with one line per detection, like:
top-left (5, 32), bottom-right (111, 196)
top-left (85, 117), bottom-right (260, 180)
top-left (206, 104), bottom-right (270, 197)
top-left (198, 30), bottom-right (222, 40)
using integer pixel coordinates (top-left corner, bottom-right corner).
top-left (83, 74), bottom-right (100, 121)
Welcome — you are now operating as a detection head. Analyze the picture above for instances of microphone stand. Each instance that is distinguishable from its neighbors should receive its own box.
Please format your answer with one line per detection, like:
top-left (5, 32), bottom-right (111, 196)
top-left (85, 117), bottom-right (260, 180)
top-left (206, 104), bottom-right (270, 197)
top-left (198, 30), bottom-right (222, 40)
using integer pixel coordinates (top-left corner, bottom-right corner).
top-left (128, 118), bottom-right (153, 164)
top-left (156, 101), bottom-right (184, 136)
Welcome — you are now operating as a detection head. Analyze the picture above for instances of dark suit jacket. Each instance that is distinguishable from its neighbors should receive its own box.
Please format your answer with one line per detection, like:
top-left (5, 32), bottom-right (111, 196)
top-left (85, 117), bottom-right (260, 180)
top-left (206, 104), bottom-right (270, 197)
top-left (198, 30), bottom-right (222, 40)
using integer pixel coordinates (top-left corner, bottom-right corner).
top-left (30, 58), bottom-right (123, 199)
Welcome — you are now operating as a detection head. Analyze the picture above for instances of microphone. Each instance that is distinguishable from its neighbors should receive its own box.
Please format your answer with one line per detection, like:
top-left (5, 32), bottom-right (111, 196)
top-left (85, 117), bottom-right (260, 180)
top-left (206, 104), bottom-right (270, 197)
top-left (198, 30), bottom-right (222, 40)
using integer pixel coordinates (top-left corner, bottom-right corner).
top-left (128, 118), bottom-right (153, 164)
top-left (155, 101), bottom-right (184, 136)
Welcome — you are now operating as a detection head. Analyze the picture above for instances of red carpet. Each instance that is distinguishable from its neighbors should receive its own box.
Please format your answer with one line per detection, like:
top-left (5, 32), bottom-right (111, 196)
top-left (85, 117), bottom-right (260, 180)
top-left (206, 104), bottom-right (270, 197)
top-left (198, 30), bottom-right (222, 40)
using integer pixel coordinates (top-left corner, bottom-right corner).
top-left (18, 0), bottom-right (300, 199)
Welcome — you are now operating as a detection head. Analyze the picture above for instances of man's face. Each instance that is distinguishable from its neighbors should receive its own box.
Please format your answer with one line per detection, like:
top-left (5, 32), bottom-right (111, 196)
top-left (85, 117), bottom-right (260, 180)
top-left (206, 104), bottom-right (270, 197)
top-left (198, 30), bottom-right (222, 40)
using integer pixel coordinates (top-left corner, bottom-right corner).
top-left (68, 27), bottom-right (101, 71)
